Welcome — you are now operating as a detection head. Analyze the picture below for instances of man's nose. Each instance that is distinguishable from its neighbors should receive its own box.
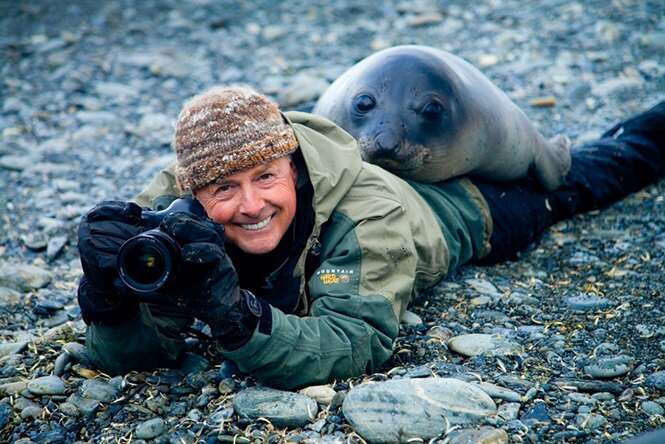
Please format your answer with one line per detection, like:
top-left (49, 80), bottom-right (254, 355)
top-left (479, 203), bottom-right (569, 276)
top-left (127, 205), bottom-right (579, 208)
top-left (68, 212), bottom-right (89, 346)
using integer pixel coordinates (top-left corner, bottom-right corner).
top-left (239, 186), bottom-right (264, 216)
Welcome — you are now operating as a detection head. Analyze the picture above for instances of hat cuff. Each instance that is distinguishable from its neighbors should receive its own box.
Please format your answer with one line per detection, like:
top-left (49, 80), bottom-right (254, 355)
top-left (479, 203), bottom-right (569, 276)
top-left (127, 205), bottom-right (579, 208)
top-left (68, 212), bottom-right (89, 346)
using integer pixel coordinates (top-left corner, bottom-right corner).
top-left (176, 138), bottom-right (298, 191)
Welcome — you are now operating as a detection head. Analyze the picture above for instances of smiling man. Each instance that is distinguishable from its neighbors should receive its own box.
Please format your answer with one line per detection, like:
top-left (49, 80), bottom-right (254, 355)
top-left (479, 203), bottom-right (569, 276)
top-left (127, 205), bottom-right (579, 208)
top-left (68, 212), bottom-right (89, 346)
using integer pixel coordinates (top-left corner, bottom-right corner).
top-left (77, 86), bottom-right (664, 389)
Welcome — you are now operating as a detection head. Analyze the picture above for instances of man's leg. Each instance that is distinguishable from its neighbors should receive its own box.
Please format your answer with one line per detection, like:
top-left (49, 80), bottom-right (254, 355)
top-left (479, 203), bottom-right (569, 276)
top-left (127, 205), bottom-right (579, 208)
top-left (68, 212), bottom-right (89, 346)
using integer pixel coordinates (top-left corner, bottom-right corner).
top-left (476, 101), bottom-right (665, 264)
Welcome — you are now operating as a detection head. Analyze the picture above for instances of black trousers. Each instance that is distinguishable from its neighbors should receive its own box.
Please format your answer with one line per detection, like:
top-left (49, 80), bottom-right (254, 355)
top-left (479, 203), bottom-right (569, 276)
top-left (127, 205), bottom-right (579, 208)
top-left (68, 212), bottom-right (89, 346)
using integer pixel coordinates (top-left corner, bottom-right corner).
top-left (475, 101), bottom-right (665, 264)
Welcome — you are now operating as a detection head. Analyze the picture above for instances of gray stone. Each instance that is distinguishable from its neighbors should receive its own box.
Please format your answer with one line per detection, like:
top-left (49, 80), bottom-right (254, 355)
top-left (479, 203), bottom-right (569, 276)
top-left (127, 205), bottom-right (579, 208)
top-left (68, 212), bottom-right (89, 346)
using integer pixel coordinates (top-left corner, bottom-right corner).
top-left (135, 417), bottom-right (166, 439)
top-left (576, 413), bottom-right (607, 431)
top-left (585, 355), bottom-right (634, 379)
top-left (233, 387), bottom-right (318, 428)
top-left (21, 233), bottom-right (48, 251)
top-left (473, 382), bottom-right (522, 402)
top-left (299, 385), bottom-right (336, 405)
top-left (0, 341), bottom-right (28, 357)
top-left (58, 402), bottom-right (80, 417)
top-left (0, 381), bottom-right (28, 396)
top-left (465, 278), bottom-right (501, 297)
top-left (642, 401), bottom-right (665, 416)
top-left (0, 402), bottom-right (9, 429)
top-left (497, 402), bottom-right (521, 421)
top-left (80, 379), bottom-right (119, 402)
top-left (46, 236), bottom-right (68, 261)
top-left (27, 375), bottom-right (66, 395)
top-left (447, 426), bottom-right (508, 444)
top-left (53, 353), bottom-right (69, 377)
top-left (20, 406), bottom-right (42, 419)
top-left (0, 154), bottom-right (39, 171)
top-left (592, 77), bottom-right (644, 101)
top-left (67, 394), bottom-right (100, 417)
top-left (0, 263), bottom-right (52, 291)
top-left (0, 287), bottom-right (22, 306)
top-left (401, 309), bottom-right (423, 326)
top-left (646, 371), bottom-right (665, 390)
top-left (448, 334), bottom-right (522, 357)
top-left (94, 82), bottom-right (139, 100)
top-left (278, 74), bottom-right (329, 107)
top-left (565, 294), bottom-right (612, 312)
top-left (134, 113), bottom-right (173, 145)
top-left (553, 378), bottom-right (624, 395)
top-left (342, 378), bottom-right (496, 444)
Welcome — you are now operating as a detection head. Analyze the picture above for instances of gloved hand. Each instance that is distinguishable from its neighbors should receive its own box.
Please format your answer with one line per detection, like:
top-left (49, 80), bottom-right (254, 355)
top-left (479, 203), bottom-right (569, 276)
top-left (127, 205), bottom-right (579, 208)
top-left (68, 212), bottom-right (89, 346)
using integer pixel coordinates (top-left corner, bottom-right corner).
top-left (77, 201), bottom-right (144, 323)
top-left (160, 212), bottom-right (262, 347)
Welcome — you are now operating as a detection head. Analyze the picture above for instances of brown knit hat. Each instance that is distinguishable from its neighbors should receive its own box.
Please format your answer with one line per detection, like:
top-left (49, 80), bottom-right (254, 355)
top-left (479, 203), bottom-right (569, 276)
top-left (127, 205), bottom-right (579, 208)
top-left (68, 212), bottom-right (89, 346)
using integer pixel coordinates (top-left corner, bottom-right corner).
top-left (173, 85), bottom-right (299, 191)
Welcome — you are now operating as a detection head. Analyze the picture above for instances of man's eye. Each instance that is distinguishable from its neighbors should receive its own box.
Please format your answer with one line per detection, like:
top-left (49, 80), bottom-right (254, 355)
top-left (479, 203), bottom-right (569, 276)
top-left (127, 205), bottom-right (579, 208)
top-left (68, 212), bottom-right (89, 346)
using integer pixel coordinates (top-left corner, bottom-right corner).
top-left (215, 185), bottom-right (232, 195)
top-left (259, 173), bottom-right (274, 181)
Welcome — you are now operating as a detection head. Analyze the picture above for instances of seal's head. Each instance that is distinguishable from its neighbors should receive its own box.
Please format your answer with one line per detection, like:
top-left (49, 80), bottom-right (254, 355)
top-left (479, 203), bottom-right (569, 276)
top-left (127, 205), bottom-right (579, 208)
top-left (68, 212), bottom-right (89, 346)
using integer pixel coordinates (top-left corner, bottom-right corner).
top-left (315, 46), bottom-right (467, 182)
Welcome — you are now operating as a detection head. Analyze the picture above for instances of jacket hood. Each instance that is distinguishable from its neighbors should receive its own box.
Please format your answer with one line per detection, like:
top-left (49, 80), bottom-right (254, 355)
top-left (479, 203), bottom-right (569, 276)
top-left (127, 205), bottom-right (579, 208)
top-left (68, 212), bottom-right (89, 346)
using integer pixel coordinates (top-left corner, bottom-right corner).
top-left (283, 111), bottom-right (363, 227)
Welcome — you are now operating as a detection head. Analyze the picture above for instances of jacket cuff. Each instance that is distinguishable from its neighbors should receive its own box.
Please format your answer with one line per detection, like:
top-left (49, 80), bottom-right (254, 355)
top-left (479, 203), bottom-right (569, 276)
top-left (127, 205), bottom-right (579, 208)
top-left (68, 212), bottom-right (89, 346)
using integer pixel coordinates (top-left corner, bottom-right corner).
top-left (216, 291), bottom-right (272, 350)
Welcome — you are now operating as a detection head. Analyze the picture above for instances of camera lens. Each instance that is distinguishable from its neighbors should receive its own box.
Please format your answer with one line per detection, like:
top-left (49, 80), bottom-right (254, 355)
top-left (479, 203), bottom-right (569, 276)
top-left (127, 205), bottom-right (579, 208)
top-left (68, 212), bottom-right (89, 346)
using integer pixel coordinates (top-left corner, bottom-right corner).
top-left (118, 230), bottom-right (180, 293)
top-left (124, 244), bottom-right (165, 285)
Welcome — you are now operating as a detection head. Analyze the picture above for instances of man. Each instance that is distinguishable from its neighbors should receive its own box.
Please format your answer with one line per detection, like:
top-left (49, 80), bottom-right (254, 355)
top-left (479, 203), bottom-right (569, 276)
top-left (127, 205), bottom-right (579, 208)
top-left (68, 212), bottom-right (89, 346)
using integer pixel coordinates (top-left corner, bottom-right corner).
top-left (77, 86), bottom-right (664, 389)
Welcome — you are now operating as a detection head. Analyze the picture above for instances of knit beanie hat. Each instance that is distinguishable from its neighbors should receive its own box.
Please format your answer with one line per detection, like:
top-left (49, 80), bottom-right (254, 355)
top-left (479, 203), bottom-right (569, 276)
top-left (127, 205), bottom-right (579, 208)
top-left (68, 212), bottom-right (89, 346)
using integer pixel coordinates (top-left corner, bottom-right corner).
top-left (173, 85), bottom-right (299, 191)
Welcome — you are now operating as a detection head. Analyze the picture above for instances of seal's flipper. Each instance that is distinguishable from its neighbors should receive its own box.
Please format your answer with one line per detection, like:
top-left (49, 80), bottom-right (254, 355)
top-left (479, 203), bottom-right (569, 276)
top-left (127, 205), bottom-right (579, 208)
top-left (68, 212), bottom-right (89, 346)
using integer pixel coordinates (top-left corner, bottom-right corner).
top-left (534, 134), bottom-right (572, 191)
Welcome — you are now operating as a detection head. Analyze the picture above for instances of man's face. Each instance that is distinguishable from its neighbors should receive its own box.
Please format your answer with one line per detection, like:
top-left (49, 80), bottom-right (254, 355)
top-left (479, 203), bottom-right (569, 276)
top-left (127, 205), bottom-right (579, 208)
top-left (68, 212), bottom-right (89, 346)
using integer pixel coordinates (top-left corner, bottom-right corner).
top-left (194, 156), bottom-right (298, 255)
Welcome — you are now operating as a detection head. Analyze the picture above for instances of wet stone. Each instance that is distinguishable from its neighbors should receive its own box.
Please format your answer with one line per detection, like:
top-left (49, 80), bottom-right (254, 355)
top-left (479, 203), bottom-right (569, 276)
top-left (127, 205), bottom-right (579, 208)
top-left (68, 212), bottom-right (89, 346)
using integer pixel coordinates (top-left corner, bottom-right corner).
top-left (448, 334), bottom-right (522, 357)
top-left (642, 401), bottom-right (665, 416)
top-left (497, 403), bottom-right (521, 421)
top-left (521, 402), bottom-right (550, 424)
top-left (135, 417), bottom-right (166, 439)
top-left (58, 402), bottom-right (80, 417)
top-left (0, 402), bottom-right (9, 429)
top-left (80, 379), bottom-right (119, 402)
top-left (46, 236), bottom-right (68, 261)
top-left (565, 294), bottom-right (612, 312)
top-left (473, 382), bottom-right (522, 402)
top-left (20, 405), bottom-right (42, 419)
top-left (27, 375), bottom-right (66, 395)
top-left (342, 378), bottom-right (496, 444)
top-left (447, 426), bottom-right (509, 444)
top-left (465, 278), bottom-right (501, 297)
top-left (233, 387), bottom-right (318, 428)
top-left (0, 341), bottom-right (28, 358)
top-left (553, 378), bottom-right (624, 395)
top-left (585, 355), bottom-right (634, 378)
top-left (646, 371), bottom-right (665, 390)
top-left (278, 74), bottom-right (329, 107)
top-left (67, 394), bottom-right (100, 417)
top-left (0, 287), bottom-right (21, 306)
top-left (299, 385), bottom-right (336, 405)
top-left (576, 412), bottom-right (607, 431)
top-left (0, 263), bottom-right (52, 292)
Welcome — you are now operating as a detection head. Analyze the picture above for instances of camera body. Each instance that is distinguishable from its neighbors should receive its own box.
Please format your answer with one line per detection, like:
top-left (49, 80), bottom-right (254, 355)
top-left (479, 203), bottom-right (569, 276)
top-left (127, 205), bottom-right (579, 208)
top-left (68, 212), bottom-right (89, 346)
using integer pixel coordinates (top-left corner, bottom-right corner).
top-left (117, 198), bottom-right (206, 295)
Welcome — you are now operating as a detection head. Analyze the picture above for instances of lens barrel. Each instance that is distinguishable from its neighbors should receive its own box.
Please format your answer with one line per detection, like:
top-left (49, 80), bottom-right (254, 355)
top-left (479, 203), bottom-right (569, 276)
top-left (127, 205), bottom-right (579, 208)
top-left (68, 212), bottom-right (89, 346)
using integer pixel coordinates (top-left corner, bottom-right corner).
top-left (117, 229), bottom-right (180, 293)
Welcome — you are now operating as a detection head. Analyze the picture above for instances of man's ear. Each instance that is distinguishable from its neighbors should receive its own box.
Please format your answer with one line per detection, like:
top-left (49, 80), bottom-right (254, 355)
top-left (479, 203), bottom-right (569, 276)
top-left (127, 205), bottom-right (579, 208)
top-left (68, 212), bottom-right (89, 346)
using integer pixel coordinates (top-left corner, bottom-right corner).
top-left (289, 158), bottom-right (298, 181)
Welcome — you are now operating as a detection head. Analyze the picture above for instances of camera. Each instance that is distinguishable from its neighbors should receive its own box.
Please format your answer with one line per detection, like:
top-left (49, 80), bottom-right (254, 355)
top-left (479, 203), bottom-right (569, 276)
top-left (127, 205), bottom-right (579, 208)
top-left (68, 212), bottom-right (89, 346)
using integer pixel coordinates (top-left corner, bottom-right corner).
top-left (117, 198), bottom-right (206, 294)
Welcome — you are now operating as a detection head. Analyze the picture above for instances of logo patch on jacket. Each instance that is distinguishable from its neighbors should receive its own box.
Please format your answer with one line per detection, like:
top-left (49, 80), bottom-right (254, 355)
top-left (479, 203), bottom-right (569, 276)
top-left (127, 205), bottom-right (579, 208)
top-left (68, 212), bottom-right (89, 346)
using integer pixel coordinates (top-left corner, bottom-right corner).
top-left (316, 268), bottom-right (355, 285)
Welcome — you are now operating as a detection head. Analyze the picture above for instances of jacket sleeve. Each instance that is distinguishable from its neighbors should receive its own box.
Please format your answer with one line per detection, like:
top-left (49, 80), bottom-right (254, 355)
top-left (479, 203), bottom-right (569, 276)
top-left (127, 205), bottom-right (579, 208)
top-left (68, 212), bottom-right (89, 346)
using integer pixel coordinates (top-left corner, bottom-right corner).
top-left (223, 207), bottom-right (417, 389)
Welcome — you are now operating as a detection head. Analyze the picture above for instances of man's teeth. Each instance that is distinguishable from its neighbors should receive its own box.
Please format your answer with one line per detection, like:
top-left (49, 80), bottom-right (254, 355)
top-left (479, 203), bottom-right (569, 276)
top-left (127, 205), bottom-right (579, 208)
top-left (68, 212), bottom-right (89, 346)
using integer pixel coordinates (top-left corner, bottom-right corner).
top-left (240, 216), bottom-right (272, 231)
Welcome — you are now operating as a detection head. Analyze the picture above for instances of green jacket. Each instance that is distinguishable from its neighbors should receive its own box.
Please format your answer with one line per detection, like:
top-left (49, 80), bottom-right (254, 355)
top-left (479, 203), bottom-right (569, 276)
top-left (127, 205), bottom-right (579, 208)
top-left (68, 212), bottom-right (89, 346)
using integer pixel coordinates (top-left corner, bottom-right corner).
top-left (86, 112), bottom-right (492, 389)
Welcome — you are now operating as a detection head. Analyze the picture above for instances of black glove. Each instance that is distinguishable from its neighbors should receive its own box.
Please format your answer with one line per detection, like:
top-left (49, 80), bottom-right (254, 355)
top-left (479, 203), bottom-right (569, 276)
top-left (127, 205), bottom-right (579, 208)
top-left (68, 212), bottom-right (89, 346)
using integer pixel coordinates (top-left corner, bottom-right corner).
top-left (160, 212), bottom-right (264, 348)
top-left (77, 201), bottom-right (144, 324)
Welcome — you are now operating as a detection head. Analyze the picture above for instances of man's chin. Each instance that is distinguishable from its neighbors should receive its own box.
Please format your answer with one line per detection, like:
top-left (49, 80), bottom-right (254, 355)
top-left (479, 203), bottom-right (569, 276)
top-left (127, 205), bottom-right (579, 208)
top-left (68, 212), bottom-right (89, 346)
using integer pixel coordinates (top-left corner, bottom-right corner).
top-left (232, 236), bottom-right (280, 255)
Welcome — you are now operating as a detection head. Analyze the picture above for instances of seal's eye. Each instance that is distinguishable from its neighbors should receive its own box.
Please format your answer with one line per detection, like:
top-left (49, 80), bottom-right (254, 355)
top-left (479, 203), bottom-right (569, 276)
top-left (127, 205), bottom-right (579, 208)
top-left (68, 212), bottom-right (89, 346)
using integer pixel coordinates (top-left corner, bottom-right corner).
top-left (353, 94), bottom-right (376, 113)
top-left (420, 102), bottom-right (443, 121)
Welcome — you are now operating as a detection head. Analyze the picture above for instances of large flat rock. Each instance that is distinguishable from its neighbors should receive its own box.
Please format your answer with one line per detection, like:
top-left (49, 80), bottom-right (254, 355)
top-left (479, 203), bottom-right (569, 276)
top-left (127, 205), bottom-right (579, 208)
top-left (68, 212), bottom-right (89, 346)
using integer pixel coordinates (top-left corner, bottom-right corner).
top-left (342, 378), bottom-right (496, 443)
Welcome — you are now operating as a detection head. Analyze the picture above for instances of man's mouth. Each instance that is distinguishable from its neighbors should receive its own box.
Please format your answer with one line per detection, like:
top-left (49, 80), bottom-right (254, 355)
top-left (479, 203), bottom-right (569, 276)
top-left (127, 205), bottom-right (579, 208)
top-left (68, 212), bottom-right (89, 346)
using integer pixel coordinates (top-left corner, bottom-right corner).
top-left (239, 215), bottom-right (273, 231)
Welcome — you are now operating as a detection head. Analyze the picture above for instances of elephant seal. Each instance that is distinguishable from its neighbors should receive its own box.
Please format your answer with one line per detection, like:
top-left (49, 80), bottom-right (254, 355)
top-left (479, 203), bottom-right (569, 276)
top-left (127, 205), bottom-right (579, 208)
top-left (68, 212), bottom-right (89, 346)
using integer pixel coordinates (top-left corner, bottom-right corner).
top-left (313, 45), bottom-right (571, 190)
